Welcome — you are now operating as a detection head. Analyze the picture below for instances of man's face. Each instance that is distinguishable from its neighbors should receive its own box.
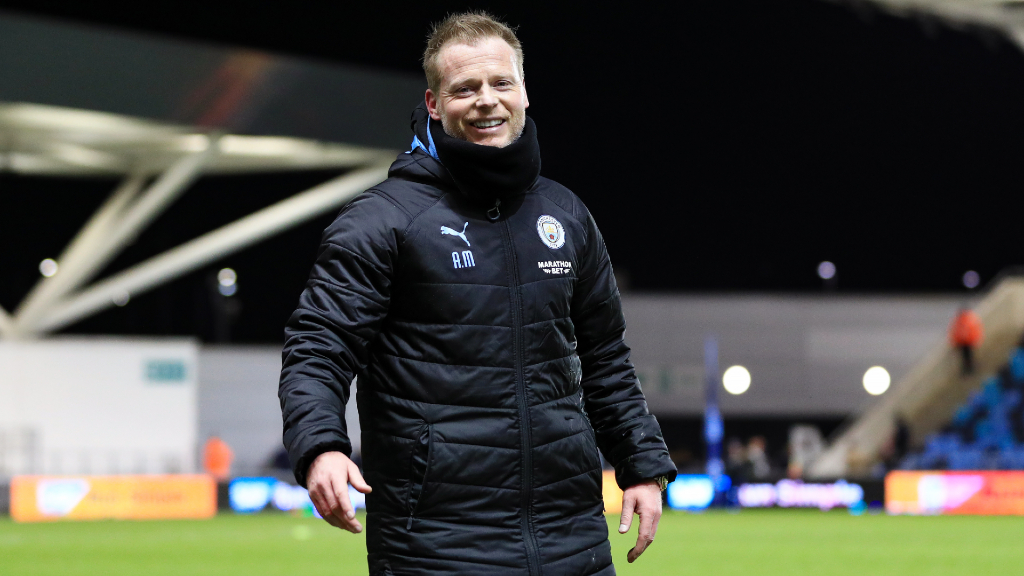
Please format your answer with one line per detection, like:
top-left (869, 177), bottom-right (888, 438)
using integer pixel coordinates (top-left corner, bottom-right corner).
top-left (426, 37), bottom-right (529, 148)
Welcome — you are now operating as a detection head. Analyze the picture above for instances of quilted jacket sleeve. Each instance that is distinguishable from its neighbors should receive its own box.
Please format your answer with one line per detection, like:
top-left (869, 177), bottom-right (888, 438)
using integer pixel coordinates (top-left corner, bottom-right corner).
top-left (570, 198), bottom-right (677, 490)
top-left (279, 191), bottom-right (405, 487)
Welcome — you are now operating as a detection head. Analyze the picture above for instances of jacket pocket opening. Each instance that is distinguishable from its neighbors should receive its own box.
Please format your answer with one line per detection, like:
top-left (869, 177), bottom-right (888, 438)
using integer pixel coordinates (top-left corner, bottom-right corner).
top-left (406, 423), bottom-right (433, 530)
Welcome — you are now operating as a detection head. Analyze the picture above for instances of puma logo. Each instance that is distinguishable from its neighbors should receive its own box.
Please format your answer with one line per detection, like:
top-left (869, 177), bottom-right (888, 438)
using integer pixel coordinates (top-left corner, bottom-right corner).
top-left (440, 222), bottom-right (470, 247)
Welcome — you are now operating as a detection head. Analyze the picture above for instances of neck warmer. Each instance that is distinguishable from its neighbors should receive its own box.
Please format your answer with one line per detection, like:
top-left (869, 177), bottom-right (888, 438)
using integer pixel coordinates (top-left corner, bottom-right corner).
top-left (410, 103), bottom-right (541, 206)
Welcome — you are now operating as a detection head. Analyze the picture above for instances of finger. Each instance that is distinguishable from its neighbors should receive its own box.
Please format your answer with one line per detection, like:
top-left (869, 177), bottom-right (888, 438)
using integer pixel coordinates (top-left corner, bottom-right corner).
top-left (348, 462), bottom-right (373, 494)
top-left (318, 478), bottom-right (341, 518)
top-left (308, 485), bottom-right (331, 520)
top-left (321, 511), bottom-right (348, 530)
top-left (618, 493), bottom-right (635, 534)
top-left (628, 507), bottom-right (657, 563)
top-left (333, 474), bottom-right (356, 521)
top-left (330, 476), bottom-right (363, 533)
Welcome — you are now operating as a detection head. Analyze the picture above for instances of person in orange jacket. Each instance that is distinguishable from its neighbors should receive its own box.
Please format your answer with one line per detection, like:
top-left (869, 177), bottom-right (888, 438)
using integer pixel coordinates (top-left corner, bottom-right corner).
top-left (949, 306), bottom-right (983, 375)
top-left (203, 436), bottom-right (233, 480)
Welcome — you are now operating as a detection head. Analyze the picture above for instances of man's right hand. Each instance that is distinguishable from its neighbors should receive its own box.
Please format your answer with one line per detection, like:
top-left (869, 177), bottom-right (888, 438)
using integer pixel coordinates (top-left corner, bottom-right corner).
top-left (306, 451), bottom-right (372, 533)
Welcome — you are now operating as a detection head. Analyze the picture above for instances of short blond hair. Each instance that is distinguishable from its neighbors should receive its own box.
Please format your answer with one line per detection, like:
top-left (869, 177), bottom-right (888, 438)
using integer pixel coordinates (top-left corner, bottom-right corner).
top-left (423, 11), bottom-right (524, 94)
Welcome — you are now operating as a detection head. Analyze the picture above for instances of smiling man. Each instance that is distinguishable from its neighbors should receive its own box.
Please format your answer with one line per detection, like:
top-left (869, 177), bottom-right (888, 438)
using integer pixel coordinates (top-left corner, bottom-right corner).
top-left (279, 12), bottom-right (676, 576)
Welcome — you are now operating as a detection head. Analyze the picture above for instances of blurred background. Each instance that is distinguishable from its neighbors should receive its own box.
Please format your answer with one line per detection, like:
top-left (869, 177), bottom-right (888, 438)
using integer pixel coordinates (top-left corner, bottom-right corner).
top-left (2, 1), bottom-right (1024, 574)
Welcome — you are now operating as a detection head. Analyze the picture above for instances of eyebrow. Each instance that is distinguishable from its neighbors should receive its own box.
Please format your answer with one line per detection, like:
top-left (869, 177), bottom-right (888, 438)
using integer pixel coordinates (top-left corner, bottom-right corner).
top-left (447, 73), bottom-right (517, 89)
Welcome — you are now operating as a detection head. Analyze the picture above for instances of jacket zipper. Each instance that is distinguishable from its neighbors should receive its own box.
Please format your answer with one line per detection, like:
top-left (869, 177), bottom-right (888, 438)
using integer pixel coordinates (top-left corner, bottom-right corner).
top-left (407, 423), bottom-right (433, 530)
top-left (499, 217), bottom-right (541, 576)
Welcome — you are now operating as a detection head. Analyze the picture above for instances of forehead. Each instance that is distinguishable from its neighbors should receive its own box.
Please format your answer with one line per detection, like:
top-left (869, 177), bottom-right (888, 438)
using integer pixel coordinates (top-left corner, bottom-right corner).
top-left (437, 37), bottom-right (519, 85)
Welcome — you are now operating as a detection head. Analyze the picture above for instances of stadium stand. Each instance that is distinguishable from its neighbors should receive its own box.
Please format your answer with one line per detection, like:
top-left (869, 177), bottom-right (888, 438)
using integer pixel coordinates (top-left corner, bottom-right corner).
top-left (810, 274), bottom-right (1024, 478)
top-left (899, 342), bottom-right (1024, 470)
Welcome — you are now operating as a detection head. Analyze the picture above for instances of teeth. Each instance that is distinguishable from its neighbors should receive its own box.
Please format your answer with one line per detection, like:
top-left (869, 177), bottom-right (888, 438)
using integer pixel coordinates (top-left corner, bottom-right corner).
top-left (473, 119), bottom-right (503, 128)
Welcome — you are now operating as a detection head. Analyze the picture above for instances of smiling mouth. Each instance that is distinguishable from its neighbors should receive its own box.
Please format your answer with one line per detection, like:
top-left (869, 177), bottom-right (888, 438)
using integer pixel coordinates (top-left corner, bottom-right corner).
top-left (471, 119), bottom-right (506, 129)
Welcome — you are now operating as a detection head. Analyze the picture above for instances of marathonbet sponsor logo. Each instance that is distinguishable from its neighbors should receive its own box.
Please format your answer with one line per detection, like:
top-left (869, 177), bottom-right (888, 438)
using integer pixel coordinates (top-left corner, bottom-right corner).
top-left (538, 260), bottom-right (572, 275)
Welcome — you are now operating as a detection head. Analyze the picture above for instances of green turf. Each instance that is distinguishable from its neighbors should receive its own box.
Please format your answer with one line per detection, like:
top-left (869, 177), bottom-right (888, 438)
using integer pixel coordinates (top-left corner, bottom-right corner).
top-left (1, 510), bottom-right (1021, 575)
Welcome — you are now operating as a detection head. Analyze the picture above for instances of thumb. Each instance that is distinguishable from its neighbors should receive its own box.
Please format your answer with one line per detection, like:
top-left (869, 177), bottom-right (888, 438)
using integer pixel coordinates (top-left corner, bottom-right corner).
top-left (348, 460), bottom-right (373, 494)
top-left (618, 492), bottom-right (635, 534)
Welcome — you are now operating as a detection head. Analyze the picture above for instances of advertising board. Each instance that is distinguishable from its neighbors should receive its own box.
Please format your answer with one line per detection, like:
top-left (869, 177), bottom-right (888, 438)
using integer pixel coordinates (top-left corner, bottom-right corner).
top-left (601, 470), bottom-right (623, 514)
top-left (227, 477), bottom-right (366, 515)
top-left (666, 475), bottom-right (716, 511)
top-left (10, 475), bottom-right (216, 522)
top-left (737, 480), bottom-right (864, 510)
top-left (886, 471), bottom-right (1024, 515)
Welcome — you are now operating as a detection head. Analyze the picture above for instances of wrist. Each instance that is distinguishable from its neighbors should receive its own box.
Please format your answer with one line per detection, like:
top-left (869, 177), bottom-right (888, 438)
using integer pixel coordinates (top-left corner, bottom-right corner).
top-left (650, 476), bottom-right (669, 491)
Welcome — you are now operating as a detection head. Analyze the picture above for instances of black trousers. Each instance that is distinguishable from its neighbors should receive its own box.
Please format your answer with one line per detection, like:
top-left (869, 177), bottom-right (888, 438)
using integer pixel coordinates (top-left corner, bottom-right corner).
top-left (959, 344), bottom-right (974, 375)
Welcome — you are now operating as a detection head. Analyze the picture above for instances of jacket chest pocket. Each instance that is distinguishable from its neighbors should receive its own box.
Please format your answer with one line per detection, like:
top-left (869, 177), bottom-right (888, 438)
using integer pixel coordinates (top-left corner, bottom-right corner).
top-left (406, 423), bottom-right (433, 529)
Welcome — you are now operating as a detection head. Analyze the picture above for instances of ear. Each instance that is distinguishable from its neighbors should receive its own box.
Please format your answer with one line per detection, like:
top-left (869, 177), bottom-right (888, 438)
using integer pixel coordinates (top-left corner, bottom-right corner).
top-left (425, 89), bottom-right (442, 121)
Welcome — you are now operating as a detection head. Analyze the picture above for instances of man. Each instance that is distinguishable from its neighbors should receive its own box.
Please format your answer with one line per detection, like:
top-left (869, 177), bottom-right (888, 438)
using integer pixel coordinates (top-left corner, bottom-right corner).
top-left (948, 306), bottom-right (983, 375)
top-left (279, 12), bottom-right (676, 575)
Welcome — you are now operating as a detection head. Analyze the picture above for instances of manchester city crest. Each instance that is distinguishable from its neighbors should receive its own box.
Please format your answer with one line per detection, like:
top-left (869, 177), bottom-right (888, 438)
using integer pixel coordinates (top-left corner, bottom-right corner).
top-left (536, 215), bottom-right (565, 249)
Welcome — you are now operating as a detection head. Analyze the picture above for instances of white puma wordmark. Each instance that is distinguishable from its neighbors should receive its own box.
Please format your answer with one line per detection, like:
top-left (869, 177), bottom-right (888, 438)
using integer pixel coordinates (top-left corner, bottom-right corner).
top-left (440, 222), bottom-right (470, 247)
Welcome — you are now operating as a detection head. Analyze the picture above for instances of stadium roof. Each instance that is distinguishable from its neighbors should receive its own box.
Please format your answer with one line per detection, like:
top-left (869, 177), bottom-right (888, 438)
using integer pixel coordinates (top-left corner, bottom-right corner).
top-left (0, 102), bottom-right (393, 176)
top-left (0, 102), bottom-right (395, 340)
top-left (0, 9), bottom-right (417, 339)
top-left (830, 0), bottom-right (1024, 49)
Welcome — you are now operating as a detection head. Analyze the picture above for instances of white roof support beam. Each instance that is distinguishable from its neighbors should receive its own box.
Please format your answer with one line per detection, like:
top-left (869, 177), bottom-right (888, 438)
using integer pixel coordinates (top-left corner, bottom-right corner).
top-left (0, 306), bottom-right (12, 337)
top-left (0, 102), bottom-right (397, 339)
top-left (11, 172), bottom-right (146, 331)
top-left (26, 163), bottom-right (390, 336)
top-left (826, 0), bottom-right (1024, 53)
top-left (11, 139), bottom-right (218, 333)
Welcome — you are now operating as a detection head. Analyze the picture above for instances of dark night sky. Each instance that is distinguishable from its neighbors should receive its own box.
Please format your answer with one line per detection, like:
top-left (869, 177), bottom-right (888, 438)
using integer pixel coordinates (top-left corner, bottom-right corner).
top-left (2, 0), bottom-right (1024, 343)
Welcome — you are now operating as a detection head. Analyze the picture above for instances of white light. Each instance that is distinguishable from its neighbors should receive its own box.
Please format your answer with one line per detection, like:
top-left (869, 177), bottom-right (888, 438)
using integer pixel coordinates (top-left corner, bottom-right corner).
top-left (817, 261), bottom-right (836, 280)
top-left (112, 291), bottom-right (130, 307)
top-left (723, 365), bottom-right (751, 395)
top-left (863, 366), bottom-right (890, 395)
top-left (962, 270), bottom-right (980, 289)
top-left (39, 258), bottom-right (58, 277)
top-left (218, 283), bottom-right (237, 297)
top-left (217, 268), bottom-right (237, 287)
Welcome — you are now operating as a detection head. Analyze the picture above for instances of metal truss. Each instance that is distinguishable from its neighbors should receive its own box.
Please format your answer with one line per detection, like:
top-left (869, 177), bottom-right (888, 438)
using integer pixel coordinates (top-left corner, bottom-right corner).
top-left (0, 103), bottom-right (394, 339)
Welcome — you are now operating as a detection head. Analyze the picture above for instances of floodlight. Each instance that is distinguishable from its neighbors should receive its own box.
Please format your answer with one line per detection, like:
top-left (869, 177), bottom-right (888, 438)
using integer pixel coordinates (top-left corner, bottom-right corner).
top-left (112, 291), bottom-right (130, 307)
top-left (863, 366), bottom-right (890, 395)
top-left (217, 268), bottom-right (237, 287)
top-left (817, 261), bottom-right (836, 280)
top-left (39, 258), bottom-right (58, 277)
top-left (962, 270), bottom-right (980, 289)
top-left (723, 365), bottom-right (751, 395)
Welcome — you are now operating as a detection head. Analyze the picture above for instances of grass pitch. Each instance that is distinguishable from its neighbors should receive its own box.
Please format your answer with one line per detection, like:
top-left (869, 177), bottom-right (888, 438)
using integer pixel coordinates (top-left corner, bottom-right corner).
top-left (1, 510), bottom-right (1021, 575)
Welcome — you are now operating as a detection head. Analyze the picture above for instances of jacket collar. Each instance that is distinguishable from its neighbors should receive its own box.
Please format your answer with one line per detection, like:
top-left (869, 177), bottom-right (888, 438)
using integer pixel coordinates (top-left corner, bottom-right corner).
top-left (403, 101), bottom-right (541, 206)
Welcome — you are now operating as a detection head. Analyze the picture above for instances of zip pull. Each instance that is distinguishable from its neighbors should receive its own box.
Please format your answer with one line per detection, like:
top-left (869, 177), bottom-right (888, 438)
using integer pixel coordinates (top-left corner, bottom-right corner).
top-left (487, 199), bottom-right (501, 221)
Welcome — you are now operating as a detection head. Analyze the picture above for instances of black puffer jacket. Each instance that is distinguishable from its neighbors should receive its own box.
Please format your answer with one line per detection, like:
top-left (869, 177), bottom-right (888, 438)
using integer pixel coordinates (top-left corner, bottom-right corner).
top-left (280, 105), bottom-right (676, 576)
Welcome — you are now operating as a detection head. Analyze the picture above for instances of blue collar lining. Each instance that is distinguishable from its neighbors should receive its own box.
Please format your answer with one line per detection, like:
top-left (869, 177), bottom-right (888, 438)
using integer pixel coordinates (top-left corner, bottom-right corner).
top-left (408, 116), bottom-right (440, 160)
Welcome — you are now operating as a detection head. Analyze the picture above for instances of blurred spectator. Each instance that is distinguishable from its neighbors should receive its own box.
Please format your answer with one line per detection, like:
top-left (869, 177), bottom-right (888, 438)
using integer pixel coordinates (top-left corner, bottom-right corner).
top-left (894, 417), bottom-right (910, 460)
top-left (949, 306), bottom-right (983, 375)
top-left (269, 447), bottom-right (291, 471)
top-left (725, 438), bottom-right (753, 484)
top-left (202, 436), bottom-right (233, 480)
top-left (787, 425), bottom-right (824, 479)
top-left (747, 436), bottom-right (772, 479)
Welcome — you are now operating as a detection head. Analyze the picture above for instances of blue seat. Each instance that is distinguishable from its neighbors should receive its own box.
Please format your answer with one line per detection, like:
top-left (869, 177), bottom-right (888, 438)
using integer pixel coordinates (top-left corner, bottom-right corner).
top-left (898, 454), bottom-right (921, 470)
top-left (948, 449), bottom-right (985, 470)
top-left (1010, 348), bottom-right (1024, 383)
top-left (973, 420), bottom-right (995, 447)
top-left (1003, 389), bottom-right (1022, 410)
top-left (982, 377), bottom-right (1004, 409)
top-left (925, 433), bottom-right (961, 456)
top-left (952, 405), bottom-right (974, 428)
top-left (999, 448), bottom-right (1024, 470)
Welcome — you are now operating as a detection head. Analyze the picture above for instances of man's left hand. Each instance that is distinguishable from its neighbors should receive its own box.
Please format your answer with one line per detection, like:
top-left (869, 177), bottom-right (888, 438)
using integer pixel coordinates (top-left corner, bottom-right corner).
top-left (617, 480), bottom-right (662, 563)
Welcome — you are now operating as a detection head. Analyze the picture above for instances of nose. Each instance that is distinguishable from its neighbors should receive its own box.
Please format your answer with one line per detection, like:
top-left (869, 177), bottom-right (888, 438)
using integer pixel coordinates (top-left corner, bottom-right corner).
top-left (476, 85), bottom-right (499, 108)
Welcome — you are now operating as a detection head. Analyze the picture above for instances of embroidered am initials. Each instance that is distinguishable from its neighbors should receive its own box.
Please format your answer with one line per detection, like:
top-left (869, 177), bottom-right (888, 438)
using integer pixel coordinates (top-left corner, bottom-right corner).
top-left (452, 251), bottom-right (475, 269)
